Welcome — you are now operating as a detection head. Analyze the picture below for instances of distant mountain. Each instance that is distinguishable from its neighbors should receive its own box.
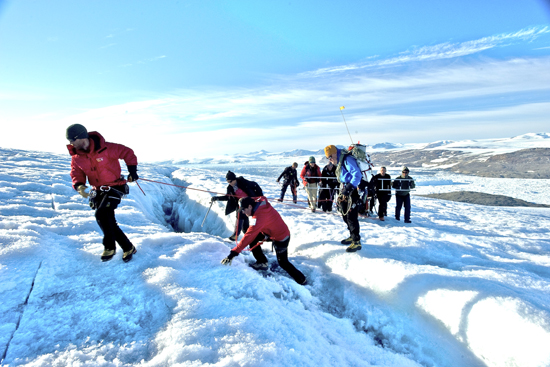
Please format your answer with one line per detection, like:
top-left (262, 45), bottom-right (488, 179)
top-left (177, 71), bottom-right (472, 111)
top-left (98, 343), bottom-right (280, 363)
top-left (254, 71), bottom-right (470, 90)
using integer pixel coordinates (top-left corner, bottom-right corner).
top-left (243, 149), bottom-right (270, 157)
top-left (372, 142), bottom-right (404, 149)
top-left (164, 133), bottom-right (550, 178)
top-left (510, 132), bottom-right (550, 140)
top-left (421, 140), bottom-right (455, 149)
top-left (280, 149), bottom-right (319, 157)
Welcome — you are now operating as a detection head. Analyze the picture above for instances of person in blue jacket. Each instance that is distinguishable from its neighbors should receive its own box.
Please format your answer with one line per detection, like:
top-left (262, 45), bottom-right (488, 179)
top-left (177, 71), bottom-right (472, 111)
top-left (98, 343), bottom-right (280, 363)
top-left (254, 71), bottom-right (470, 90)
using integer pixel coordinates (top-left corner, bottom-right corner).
top-left (324, 145), bottom-right (363, 252)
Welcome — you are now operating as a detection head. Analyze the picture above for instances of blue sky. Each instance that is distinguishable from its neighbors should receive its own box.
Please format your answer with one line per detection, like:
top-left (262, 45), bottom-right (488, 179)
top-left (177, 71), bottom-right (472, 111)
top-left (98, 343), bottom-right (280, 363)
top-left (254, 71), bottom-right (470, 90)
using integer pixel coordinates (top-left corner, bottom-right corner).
top-left (1, 0), bottom-right (550, 161)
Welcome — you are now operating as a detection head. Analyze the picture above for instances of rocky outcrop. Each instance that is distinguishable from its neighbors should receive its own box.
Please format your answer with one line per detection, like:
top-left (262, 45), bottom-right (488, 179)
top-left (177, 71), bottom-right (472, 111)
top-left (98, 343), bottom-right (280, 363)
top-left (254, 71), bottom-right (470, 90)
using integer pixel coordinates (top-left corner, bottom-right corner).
top-left (418, 191), bottom-right (550, 207)
top-left (370, 148), bottom-right (550, 179)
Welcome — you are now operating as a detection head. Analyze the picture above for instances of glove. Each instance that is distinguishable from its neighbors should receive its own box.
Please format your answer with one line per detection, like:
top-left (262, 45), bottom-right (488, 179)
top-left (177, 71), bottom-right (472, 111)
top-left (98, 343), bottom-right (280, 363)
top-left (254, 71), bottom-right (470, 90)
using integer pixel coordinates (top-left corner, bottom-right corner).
top-left (127, 165), bottom-right (139, 182)
top-left (276, 180), bottom-right (279, 183)
top-left (211, 196), bottom-right (220, 202)
top-left (341, 183), bottom-right (355, 197)
top-left (77, 185), bottom-right (89, 199)
top-left (221, 251), bottom-right (239, 266)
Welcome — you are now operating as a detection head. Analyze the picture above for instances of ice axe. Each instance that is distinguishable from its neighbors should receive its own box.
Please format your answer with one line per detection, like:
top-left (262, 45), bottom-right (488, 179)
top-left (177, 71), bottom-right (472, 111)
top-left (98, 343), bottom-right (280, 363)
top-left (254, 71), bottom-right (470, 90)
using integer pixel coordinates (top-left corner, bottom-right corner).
top-left (201, 201), bottom-right (214, 227)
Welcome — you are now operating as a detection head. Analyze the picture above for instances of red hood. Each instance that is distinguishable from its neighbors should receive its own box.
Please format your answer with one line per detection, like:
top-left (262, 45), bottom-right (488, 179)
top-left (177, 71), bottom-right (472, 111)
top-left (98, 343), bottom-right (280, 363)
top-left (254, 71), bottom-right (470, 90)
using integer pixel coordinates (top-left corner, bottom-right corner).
top-left (67, 131), bottom-right (105, 156)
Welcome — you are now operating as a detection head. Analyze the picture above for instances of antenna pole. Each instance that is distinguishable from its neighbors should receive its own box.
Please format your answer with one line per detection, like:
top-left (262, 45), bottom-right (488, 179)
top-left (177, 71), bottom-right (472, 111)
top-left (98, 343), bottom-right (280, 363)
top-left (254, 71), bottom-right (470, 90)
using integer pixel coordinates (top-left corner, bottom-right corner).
top-left (340, 106), bottom-right (354, 145)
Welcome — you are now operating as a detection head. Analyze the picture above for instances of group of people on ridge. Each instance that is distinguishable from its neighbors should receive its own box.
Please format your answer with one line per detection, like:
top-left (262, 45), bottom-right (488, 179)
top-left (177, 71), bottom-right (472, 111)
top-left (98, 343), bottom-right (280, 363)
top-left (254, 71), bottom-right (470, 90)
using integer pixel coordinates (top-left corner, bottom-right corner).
top-left (66, 124), bottom-right (414, 287)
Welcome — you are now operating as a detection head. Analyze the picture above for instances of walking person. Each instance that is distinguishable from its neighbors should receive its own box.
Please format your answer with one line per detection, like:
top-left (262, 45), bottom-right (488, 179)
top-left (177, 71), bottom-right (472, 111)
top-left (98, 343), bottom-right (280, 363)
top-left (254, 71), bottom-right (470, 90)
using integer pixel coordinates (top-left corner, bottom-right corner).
top-left (211, 171), bottom-right (263, 241)
top-left (67, 124), bottom-right (139, 262)
top-left (221, 196), bottom-right (307, 285)
top-left (370, 166), bottom-right (392, 221)
top-left (324, 145), bottom-right (363, 252)
top-left (300, 157), bottom-right (322, 212)
top-left (276, 162), bottom-right (299, 203)
top-left (392, 166), bottom-right (415, 223)
top-left (319, 161), bottom-right (338, 212)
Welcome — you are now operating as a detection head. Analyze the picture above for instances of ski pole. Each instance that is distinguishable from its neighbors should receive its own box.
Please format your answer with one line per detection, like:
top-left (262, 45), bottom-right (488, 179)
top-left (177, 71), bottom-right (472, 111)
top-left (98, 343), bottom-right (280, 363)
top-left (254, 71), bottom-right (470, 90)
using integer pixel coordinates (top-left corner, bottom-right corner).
top-left (135, 180), bottom-right (146, 196)
top-left (201, 201), bottom-right (214, 227)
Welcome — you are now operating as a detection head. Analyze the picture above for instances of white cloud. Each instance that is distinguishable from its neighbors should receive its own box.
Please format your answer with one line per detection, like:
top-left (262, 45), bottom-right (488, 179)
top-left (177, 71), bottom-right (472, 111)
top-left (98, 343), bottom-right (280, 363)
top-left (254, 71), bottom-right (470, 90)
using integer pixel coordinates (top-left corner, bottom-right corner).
top-left (301, 26), bottom-right (550, 77)
top-left (99, 43), bottom-right (117, 50)
top-left (2, 27), bottom-right (550, 160)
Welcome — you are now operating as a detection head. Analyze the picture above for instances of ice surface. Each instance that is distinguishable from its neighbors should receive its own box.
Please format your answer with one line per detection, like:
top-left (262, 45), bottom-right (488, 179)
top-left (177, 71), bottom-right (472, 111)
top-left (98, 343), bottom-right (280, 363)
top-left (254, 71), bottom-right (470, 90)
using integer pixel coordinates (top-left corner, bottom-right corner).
top-left (1, 144), bottom-right (550, 367)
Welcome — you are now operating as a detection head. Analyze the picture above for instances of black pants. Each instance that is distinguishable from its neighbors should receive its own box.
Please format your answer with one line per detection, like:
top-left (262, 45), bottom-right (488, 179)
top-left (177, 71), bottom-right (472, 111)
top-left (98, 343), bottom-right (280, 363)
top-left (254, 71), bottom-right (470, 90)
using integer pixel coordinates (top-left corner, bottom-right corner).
top-left (341, 190), bottom-right (361, 242)
top-left (377, 192), bottom-right (391, 218)
top-left (92, 189), bottom-right (133, 252)
top-left (249, 233), bottom-right (306, 284)
top-left (395, 194), bottom-right (411, 221)
top-left (319, 186), bottom-right (337, 212)
top-left (280, 182), bottom-right (297, 202)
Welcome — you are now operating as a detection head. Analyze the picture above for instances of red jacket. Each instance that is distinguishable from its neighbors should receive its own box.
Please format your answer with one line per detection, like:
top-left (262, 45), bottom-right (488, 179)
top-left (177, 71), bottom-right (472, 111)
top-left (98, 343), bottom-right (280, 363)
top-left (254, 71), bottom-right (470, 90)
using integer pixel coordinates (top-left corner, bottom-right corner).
top-left (232, 196), bottom-right (290, 253)
top-left (300, 163), bottom-right (322, 186)
top-left (67, 132), bottom-right (138, 189)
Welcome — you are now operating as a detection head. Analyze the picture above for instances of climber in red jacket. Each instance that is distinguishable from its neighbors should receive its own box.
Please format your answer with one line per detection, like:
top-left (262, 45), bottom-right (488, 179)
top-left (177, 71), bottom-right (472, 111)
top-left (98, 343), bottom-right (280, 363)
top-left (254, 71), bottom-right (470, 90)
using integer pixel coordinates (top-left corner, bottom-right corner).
top-left (221, 196), bottom-right (307, 285)
top-left (67, 123), bottom-right (139, 263)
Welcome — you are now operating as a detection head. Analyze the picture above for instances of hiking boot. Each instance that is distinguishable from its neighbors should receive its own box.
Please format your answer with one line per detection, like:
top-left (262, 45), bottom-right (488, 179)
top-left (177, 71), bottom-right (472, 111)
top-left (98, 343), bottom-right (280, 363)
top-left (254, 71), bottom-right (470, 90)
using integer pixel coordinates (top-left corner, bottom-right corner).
top-left (228, 234), bottom-right (237, 241)
top-left (101, 249), bottom-right (116, 262)
top-left (250, 262), bottom-right (268, 270)
top-left (298, 278), bottom-right (308, 286)
top-left (277, 198), bottom-right (283, 202)
top-left (346, 241), bottom-right (362, 253)
top-left (404, 220), bottom-right (412, 224)
top-left (340, 236), bottom-right (353, 245)
top-left (122, 246), bottom-right (137, 263)
top-left (379, 217), bottom-right (385, 221)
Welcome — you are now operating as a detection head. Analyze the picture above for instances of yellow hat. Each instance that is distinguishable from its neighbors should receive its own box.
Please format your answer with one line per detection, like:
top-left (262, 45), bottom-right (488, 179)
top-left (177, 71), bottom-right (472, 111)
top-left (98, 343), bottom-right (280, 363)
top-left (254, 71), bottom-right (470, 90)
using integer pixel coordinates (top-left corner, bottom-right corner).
top-left (324, 145), bottom-right (337, 158)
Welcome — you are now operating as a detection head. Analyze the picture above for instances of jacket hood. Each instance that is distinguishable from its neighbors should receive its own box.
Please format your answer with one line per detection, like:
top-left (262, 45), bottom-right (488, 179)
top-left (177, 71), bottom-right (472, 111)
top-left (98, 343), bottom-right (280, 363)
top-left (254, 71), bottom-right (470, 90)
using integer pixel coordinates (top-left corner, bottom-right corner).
top-left (67, 131), bottom-right (104, 156)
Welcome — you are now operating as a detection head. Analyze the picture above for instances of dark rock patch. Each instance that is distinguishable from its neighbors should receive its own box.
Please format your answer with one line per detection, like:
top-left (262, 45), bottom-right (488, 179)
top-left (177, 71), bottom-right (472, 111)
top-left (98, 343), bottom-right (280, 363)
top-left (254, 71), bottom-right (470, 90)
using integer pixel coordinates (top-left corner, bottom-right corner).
top-left (418, 191), bottom-right (550, 207)
top-left (370, 148), bottom-right (550, 179)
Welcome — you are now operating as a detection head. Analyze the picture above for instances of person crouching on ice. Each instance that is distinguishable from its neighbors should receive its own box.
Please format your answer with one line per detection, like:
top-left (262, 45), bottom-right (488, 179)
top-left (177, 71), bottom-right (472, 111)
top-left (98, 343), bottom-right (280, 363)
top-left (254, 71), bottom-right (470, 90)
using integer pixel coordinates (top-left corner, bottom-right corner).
top-left (220, 196), bottom-right (307, 285)
top-left (324, 144), bottom-right (363, 253)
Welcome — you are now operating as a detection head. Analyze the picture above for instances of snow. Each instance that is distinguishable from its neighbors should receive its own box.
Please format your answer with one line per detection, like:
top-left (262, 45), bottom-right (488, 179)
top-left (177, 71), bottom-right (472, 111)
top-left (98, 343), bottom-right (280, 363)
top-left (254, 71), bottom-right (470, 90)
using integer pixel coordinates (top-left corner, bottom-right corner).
top-left (1, 141), bottom-right (550, 367)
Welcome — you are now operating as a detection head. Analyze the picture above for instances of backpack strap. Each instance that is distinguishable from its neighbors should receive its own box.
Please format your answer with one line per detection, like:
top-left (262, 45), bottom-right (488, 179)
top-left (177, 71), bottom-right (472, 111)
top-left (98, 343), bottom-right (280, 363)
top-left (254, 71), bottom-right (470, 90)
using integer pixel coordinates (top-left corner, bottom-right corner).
top-left (335, 150), bottom-right (349, 184)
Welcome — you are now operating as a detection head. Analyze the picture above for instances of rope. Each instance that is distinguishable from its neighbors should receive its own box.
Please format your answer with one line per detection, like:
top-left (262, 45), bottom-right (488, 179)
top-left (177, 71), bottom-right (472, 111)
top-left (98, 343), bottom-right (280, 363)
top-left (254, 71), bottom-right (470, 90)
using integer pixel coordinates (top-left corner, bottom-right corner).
top-left (137, 177), bottom-right (345, 213)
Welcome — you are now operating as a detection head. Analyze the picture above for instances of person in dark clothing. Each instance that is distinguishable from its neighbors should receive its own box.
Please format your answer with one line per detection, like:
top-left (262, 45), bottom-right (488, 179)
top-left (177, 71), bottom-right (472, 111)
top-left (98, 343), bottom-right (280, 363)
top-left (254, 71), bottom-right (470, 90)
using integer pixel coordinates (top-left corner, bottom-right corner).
top-left (392, 166), bottom-right (415, 223)
top-left (318, 162), bottom-right (338, 212)
top-left (221, 196), bottom-right (307, 285)
top-left (211, 171), bottom-right (263, 241)
top-left (370, 166), bottom-right (392, 221)
top-left (277, 162), bottom-right (299, 203)
top-left (356, 179), bottom-right (372, 216)
top-left (67, 124), bottom-right (139, 262)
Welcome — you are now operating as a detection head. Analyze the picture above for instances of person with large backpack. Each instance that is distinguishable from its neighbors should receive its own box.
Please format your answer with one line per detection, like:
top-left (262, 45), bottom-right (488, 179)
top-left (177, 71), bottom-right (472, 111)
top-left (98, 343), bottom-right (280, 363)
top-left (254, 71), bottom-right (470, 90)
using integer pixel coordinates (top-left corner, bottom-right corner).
top-left (211, 171), bottom-right (263, 241)
top-left (220, 196), bottom-right (307, 285)
top-left (66, 124), bottom-right (139, 263)
top-left (300, 156), bottom-right (322, 212)
top-left (276, 162), bottom-right (299, 203)
top-left (324, 144), bottom-right (363, 252)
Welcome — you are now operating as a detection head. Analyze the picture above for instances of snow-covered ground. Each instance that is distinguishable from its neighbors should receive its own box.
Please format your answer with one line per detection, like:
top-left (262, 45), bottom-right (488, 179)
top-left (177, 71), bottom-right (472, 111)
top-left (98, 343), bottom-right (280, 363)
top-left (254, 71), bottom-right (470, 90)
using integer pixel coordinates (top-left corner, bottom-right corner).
top-left (1, 145), bottom-right (550, 367)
